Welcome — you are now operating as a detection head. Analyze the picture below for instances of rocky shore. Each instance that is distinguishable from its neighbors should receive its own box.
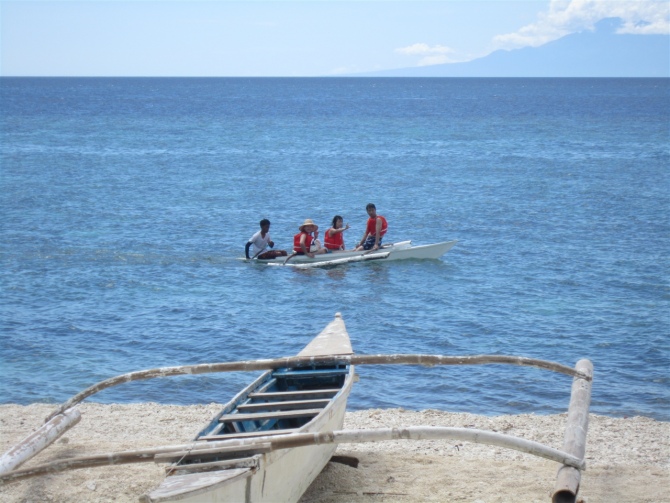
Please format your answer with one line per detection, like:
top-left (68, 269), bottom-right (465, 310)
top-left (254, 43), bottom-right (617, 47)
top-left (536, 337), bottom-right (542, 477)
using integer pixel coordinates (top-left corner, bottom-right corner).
top-left (0, 404), bottom-right (667, 502)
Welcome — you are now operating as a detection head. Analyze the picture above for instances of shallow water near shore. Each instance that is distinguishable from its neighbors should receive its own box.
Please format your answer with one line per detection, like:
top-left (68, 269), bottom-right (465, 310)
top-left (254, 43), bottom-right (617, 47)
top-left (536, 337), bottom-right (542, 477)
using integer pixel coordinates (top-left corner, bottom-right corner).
top-left (1, 77), bottom-right (668, 420)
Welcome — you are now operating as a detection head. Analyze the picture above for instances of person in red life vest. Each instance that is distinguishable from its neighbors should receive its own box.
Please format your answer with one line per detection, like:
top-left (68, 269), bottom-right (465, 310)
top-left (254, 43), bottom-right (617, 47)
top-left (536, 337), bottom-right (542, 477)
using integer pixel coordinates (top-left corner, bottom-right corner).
top-left (355, 203), bottom-right (388, 251)
top-left (324, 215), bottom-right (350, 251)
top-left (293, 219), bottom-right (328, 258)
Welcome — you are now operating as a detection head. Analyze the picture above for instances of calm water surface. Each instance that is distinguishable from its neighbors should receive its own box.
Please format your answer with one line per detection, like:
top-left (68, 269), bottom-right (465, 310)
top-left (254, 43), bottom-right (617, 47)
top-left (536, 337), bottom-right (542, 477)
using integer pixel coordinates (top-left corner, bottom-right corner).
top-left (1, 78), bottom-right (668, 420)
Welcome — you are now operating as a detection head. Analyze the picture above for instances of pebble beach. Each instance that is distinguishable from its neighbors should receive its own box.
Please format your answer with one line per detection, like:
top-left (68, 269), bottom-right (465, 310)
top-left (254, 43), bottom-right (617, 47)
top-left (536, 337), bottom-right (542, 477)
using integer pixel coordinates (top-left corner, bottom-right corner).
top-left (0, 404), bottom-right (667, 503)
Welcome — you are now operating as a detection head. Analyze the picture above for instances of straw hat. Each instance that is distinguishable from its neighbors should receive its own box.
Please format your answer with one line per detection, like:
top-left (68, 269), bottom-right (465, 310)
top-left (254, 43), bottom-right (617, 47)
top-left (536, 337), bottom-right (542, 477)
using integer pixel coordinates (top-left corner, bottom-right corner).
top-left (299, 219), bottom-right (318, 231)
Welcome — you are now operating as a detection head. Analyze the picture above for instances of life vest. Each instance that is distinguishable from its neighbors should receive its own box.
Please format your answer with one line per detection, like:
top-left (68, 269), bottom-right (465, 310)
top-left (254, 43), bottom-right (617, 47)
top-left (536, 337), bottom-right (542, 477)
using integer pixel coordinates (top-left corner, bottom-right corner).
top-left (293, 232), bottom-right (314, 252)
top-left (324, 228), bottom-right (344, 250)
top-left (365, 216), bottom-right (387, 238)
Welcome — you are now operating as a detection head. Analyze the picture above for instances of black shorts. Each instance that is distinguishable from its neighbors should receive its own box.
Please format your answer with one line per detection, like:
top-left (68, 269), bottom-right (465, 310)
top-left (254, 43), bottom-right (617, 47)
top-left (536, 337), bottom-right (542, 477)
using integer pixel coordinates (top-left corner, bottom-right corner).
top-left (362, 236), bottom-right (383, 250)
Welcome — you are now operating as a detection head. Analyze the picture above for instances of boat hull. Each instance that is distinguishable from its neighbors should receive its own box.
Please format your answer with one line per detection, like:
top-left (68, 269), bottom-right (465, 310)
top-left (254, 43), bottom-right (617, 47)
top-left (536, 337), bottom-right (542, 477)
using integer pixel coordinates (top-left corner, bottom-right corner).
top-left (147, 377), bottom-right (352, 503)
top-left (143, 314), bottom-right (354, 503)
top-left (251, 240), bottom-right (456, 267)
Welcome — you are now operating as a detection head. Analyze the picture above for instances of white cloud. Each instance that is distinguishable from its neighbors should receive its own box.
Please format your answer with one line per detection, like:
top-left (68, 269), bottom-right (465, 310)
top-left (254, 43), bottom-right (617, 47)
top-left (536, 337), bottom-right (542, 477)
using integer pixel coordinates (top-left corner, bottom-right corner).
top-left (493, 0), bottom-right (669, 51)
top-left (395, 43), bottom-right (456, 66)
top-left (396, 43), bottom-right (453, 56)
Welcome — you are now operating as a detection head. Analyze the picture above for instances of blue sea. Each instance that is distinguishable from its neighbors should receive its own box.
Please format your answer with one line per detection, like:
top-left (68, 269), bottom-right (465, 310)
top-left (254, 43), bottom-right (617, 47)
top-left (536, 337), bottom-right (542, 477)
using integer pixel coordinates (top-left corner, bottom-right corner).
top-left (1, 78), bottom-right (668, 421)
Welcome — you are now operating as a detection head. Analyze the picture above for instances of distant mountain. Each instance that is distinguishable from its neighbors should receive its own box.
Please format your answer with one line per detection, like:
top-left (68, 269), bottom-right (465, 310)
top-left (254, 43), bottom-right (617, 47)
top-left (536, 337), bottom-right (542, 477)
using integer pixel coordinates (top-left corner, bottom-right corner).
top-left (356, 18), bottom-right (669, 77)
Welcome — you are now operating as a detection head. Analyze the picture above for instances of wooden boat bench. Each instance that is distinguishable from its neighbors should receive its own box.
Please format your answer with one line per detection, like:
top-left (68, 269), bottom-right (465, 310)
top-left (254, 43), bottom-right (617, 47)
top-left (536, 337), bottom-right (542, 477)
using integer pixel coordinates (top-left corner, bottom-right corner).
top-left (271, 368), bottom-right (349, 379)
top-left (248, 389), bottom-right (340, 401)
top-left (237, 399), bottom-right (331, 412)
top-left (217, 408), bottom-right (324, 423)
top-left (199, 428), bottom-right (300, 441)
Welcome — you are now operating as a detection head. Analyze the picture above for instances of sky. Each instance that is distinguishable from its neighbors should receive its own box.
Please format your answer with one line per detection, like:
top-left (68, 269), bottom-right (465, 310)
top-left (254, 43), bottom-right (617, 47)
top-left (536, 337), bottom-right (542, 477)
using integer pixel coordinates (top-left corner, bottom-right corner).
top-left (1, 0), bottom-right (668, 76)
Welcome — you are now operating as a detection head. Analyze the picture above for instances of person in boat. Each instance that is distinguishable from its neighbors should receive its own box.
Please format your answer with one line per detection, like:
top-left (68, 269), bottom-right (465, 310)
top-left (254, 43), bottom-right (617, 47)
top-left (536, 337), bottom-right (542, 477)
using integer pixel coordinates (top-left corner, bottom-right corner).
top-left (293, 219), bottom-right (329, 258)
top-left (245, 219), bottom-right (288, 259)
top-left (324, 215), bottom-right (350, 251)
top-left (355, 203), bottom-right (388, 251)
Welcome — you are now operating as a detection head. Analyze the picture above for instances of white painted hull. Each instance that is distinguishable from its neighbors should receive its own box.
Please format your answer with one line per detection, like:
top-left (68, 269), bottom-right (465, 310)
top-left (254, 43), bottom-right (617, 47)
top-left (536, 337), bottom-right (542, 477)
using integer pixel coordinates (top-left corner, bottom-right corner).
top-left (253, 240), bottom-right (457, 268)
top-left (143, 315), bottom-right (354, 503)
top-left (146, 376), bottom-right (353, 503)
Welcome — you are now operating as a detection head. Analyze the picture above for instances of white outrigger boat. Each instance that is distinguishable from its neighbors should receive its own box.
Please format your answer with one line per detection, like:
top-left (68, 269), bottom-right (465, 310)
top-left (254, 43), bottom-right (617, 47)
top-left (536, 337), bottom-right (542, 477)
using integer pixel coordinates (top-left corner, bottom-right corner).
top-left (0, 313), bottom-right (593, 503)
top-left (142, 314), bottom-right (355, 502)
top-left (253, 240), bottom-right (457, 268)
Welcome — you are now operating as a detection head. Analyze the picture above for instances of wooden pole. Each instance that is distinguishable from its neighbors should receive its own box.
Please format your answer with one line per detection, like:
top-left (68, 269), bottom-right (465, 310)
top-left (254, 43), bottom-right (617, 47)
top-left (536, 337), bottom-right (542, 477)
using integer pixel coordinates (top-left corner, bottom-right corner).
top-left (0, 408), bottom-right (81, 475)
top-left (45, 354), bottom-right (591, 421)
top-left (0, 426), bottom-right (584, 484)
top-left (552, 359), bottom-right (593, 503)
top-left (281, 252), bottom-right (391, 268)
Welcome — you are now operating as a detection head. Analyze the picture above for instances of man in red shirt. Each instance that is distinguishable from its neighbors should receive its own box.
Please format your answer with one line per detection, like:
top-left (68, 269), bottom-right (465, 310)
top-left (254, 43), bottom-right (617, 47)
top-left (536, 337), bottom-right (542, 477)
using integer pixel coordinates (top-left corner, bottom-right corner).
top-left (356, 203), bottom-right (388, 251)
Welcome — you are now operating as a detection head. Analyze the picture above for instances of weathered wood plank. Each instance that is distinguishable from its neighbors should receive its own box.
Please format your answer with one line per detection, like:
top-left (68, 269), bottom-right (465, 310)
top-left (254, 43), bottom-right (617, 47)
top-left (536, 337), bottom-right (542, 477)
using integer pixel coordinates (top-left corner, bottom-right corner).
top-left (0, 408), bottom-right (81, 475)
top-left (272, 368), bottom-right (349, 378)
top-left (298, 313), bottom-right (352, 356)
top-left (0, 426), bottom-right (586, 485)
top-left (249, 389), bottom-right (340, 400)
top-left (237, 399), bottom-right (330, 412)
top-left (166, 456), bottom-right (258, 474)
top-left (199, 428), bottom-right (299, 441)
top-left (153, 443), bottom-right (272, 463)
top-left (218, 408), bottom-right (323, 423)
top-left (45, 355), bottom-right (590, 422)
top-left (552, 359), bottom-right (593, 503)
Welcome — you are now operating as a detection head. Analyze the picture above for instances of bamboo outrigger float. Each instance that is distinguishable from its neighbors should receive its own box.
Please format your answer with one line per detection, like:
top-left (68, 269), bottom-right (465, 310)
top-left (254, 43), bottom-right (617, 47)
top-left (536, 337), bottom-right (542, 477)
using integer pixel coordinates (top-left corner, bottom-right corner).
top-left (0, 313), bottom-right (593, 503)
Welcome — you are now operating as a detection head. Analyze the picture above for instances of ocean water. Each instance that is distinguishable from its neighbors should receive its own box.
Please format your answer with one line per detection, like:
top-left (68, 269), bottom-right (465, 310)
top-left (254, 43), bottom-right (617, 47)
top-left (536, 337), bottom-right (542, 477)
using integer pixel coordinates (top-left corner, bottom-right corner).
top-left (1, 77), bottom-right (668, 421)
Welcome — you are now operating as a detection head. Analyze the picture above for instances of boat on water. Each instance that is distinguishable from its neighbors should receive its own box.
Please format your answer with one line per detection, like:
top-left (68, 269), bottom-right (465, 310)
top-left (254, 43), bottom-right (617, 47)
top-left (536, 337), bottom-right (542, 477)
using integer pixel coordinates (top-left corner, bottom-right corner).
top-left (250, 240), bottom-right (457, 268)
top-left (143, 314), bottom-right (354, 502)
top-left (0, 312), bottom-right (593, 503)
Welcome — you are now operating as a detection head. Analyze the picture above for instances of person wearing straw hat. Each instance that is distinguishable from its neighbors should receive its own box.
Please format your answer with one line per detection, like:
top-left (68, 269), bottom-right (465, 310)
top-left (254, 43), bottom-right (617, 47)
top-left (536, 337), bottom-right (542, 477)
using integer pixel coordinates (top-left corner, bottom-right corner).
top-left (293, 219), bottom-right (328, 258)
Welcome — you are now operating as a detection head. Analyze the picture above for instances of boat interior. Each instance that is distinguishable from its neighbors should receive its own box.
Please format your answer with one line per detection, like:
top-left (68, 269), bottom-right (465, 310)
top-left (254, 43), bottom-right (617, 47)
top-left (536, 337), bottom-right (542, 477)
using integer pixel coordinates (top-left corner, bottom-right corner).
top-left (196, 363), bottom-right (350, 444)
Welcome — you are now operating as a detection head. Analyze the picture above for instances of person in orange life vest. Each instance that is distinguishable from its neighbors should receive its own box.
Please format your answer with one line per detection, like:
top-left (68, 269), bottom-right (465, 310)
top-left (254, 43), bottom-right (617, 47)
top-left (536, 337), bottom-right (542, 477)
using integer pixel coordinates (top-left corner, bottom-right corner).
top-left (355, 203), bottom-right (388, 251)
top-left (293, 219), bottom-right (328, 258)
top-left (324, 215), bottom-right (350, 251)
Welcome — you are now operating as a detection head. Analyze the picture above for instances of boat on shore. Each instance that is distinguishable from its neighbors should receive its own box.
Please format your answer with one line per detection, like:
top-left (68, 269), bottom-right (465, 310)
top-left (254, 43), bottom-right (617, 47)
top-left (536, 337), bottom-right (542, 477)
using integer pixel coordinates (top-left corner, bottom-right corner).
top-left (251, 240), bottom-right (457, 268)
top-left (0, 313), bottom-right (593, 503)
top-left (143, 314), bottom-right (354, 502)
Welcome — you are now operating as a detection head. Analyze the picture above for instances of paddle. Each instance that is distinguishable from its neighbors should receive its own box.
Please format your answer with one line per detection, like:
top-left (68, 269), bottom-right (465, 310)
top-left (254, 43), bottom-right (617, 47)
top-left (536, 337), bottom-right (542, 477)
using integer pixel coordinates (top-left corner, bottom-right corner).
top-left (286, 252), bottom-right (391, 269)
top-left (283, 252), bottom-right (299, 265)
top-left (284, 240), bottom-right (319, 264)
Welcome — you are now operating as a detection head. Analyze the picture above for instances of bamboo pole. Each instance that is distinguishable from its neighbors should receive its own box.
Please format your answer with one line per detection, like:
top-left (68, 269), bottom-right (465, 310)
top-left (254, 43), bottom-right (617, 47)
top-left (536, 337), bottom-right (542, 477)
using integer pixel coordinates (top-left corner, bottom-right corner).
top-left (166, 456), bottom-right (258, 475)
top-left (280, 252), bottom-right (391, 268)
top-left (0, 408), bottom-right (81, 475)
top-left (45, 354), bottom-right (590, 421)
top-left (552, 359), bottom-right (593, 503)
top-left (0, 426), bottom-right (585, 485)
